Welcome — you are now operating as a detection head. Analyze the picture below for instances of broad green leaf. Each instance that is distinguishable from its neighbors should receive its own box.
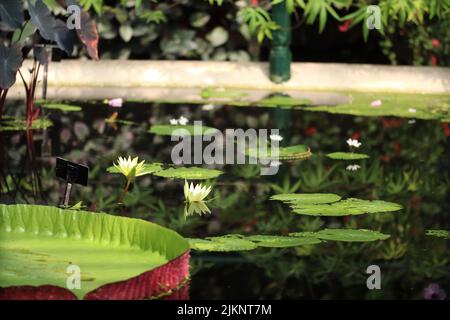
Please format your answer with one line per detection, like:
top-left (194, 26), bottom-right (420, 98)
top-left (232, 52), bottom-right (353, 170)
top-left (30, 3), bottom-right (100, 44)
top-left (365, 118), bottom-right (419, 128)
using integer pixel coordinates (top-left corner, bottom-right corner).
top-left (247, 144), bottom-right (312, 161)
top-left (0, 204), bottom-right (189, 299)
top-left (188, 236), bottom-right (257, 252)
top-left (107, 163), bottom-right (163, 177)
top-left (426, 230), bottom-right (450, 239)
top-left (245, 235), bottom-right (321, 248)
top-left (309, 229), bottom-right (390, 242)
top-left (291, 198), bottom-right (403, 216)
top-left (154, 167), bottom-right (223, 180)
top-left (149, 124), bottom-right (220, 136)
top-left (326, 152), bottom-right (369, 160)
top-left (270, 193), bottom-right (342, 205)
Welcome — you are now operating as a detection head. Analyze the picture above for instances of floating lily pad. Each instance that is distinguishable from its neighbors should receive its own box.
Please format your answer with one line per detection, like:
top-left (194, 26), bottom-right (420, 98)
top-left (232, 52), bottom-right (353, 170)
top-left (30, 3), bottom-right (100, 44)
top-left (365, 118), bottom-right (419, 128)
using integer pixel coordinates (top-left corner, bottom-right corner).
top-left (40, 104), bottom-right (82, 112)
top-left (247, 144), bottom-right (312, 161)
top-left (326, 152), bottom-right (369, 160)
top-left (107, 163), bottom-right (163, 176)
top-left (0, 204), bottom-right (190, 300)
top-left (0, 118), bottom-right (53, 132)
top-left (291, 198), bottom-right (403, 216)
top-left (149, 124), bottom-right (220, 136)
top-left (270, 193), bottom-right (342, 205)
top-left (310, 229), bottom-right (390, 242)
top-left (245, 235), bottom-right (321, 248)
top-left (188, 236), bottom-right (257, 252)
top-left (425, 230), bottom-right (450, 239)
top-left (154, 167), bottom-right (223, 180)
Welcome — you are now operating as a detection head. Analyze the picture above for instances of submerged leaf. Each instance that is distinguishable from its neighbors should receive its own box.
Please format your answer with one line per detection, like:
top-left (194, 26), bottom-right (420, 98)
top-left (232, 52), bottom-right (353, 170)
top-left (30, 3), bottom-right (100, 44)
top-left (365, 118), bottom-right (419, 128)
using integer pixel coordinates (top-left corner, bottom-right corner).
top-left (310, 229), bottom-right (390, 242)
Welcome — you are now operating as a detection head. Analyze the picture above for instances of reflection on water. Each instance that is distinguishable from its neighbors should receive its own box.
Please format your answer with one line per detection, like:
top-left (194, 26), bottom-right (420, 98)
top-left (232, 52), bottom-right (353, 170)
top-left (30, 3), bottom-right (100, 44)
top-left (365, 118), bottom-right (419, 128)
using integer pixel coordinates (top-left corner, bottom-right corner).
top-left (1, 101), bottom-right (449, 299)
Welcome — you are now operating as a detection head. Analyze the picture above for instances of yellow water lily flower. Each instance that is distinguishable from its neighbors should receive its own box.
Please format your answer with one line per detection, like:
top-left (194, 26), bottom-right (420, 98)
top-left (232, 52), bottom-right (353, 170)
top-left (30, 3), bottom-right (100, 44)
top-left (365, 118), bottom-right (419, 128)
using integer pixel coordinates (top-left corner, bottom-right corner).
top-left (184, 180), bottom-right (212, 203)
top-left (113, 156), bottom-right (145, 181)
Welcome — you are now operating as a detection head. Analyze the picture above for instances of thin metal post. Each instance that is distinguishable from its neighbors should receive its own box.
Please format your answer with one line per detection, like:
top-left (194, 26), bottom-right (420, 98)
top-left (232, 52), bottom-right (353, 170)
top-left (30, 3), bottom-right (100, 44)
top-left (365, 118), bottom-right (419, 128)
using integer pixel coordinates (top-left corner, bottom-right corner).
top-left (270, 1), bottom-right (292, 83)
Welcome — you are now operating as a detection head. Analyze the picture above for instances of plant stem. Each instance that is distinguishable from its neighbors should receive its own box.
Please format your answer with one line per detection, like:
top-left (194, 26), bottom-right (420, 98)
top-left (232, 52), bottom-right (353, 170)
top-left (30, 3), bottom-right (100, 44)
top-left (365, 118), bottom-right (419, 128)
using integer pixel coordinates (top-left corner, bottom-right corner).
top-left (0, 89), bottom-right (8, 121)
top-left (118, 179), bottom-right (132, 204)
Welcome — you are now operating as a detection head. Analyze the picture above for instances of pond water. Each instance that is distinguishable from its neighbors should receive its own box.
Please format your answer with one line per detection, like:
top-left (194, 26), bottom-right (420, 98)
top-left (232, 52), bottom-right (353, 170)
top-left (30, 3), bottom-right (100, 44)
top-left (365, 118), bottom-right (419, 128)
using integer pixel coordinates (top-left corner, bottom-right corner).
top-left (1, 100), bottom-right (449, 299)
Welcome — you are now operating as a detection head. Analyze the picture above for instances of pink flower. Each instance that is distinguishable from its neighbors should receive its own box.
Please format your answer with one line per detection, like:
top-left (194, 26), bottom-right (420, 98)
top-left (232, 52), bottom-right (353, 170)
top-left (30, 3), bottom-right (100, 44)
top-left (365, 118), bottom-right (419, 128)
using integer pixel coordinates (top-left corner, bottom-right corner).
top-left (423, 283), bottom-right (446, 300)
top-left (108, 98), bottom-right (123, 108)
top-left (371, 99), bottom-right (382, 107)
top-left (432, 39), bottom-right (440, 48)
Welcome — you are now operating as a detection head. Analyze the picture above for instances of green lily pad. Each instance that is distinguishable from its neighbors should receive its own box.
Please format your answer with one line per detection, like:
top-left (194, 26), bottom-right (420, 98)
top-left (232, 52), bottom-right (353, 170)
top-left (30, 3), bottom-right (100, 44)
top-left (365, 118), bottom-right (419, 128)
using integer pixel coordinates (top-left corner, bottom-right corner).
top-left (0, 118), bottom-right (53, 132)
top-left (270, 193), bottom-right (342, 205)
top-left (149, 124), bottom-right (220, 136)
top-left (107, 163), bottom-right (163, 177)
top-left (425, 230), bottom-right (450, 239)
top-left (0, 204), bottom-right (189, 300)
top-left (247, 144), bottom-right (312, 161)
top-left (41, 104), bottom-right (82, 112)
top-left (326, 152), bottom-right (369, 160)
top-left (188, 236), bottom-right (257, 252)
top-left (245, 235), bottom-right (321, 248)
top-left (309, 229), bottom-right (390, 242)
top-left (154, 167), bottom-right (223, 180)
top-left (291, 198), bottom-right (403, 216)
top-left (201, 88), bottom-right (248, 100)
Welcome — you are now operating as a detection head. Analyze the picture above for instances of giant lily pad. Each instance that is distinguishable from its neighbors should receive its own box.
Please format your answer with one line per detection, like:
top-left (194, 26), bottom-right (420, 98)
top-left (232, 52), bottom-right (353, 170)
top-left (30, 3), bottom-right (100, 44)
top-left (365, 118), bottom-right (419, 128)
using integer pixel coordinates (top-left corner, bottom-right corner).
top-left (247, 144), bottom-right (312, 161)
top-left (0, 204), bottom-right (190, 300)
top-left (270, 193), bottom-right (341, 205)
top-left (149, 124), bottom-right (220, 136)
top-left (154, 167), bottom-right (223, 180)
top-left (291, 198), bottom-right (402, 216)
top-left (303, 229), bottom-right (390, 242)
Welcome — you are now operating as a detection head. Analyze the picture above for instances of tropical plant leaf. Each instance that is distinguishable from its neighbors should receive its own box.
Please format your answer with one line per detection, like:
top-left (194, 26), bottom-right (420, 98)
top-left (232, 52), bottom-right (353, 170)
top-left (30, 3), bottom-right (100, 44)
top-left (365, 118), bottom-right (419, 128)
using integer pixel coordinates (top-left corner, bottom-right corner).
top-left (188, 236), bottom-right (257, 252)
top-left (270, 193), bottom-right (342, 205)
top-left (28, 0), bottom-right (74, 54)
top-left (291, 198), bottom-right (403, 216)
top-left (245, 235), bottom-right (321, 248)
top-left (12, 20), bottom-right (37, 44)
top-left (154, 167), bottom-right (223, 180)
top-left (297, 229), bottom-right (391, 242)
top-left (149, 124), bottom-right (220, 136)
top-left (425, 230), bottom-right (450, 239)
top-left (0, 43), bottom-right (23, 90)
top-left (326, 152), bottom-right (369, 160)
top-left (0, 1), bottom-right (24, 29)
top-left (0, 204), bottom-right (190, 299)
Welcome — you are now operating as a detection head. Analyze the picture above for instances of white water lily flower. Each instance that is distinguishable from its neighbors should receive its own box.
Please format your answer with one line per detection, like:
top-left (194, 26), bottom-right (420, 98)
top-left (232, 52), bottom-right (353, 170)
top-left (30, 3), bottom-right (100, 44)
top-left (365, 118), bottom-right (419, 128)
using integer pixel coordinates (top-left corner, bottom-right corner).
top-left (113, 156), bottom-right (145, 180)
top-left (178, 116), bottom-right (189, 125)
top-left (346, 164), bottom-right (361, 171)
top-left (184, 180), bottom-right (212, 203)
top-left (346, 138), bottom-right (362, 148)
top-left (269, 134), bottom-right (283, 142)
top-left (408, 108), bottom-right (417, 113)
top-left (202, 104), bottom-right (215, 111)
top-left (169, 118), bottom-right (179, 125)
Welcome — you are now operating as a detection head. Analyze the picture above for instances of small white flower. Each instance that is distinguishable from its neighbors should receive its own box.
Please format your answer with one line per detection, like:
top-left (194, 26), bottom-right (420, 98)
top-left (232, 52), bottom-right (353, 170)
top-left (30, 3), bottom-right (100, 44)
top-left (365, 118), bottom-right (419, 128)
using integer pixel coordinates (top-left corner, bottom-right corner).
top-left (346, 138), bottom-right (362, 148)
top-left (408, 119), bottom-right (416, 124)
top-left (169, 118), bottom-right (179, 125)
top-left (184, 180), bottom-right (212, 203)
top-left (269, 134), bottom-right (283, 142)
top-left (370, 99), bottom-right (382, 107)
top-left (178, 116), bottom-right (189, 125)
top-left (408, 108), bottom-right (417, 113)
top-left (346, 164), bottom-right (361, 171)
top-left (270, 160), bottom-right (282, 167)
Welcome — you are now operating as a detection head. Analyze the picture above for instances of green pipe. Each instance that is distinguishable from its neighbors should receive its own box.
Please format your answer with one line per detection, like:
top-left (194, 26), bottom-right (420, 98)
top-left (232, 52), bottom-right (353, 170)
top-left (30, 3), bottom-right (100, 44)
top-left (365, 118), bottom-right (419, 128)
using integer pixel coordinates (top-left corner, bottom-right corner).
top-left (269, 1), bottom-right (292, 83)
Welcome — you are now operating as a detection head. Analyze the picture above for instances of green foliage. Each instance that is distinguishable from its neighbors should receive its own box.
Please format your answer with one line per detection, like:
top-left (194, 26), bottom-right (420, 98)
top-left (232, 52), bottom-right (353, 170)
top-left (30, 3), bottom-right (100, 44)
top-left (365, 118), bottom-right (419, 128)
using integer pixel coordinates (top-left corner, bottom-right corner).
top-left (326, 152), bottom-right (369, 160)
top-left (154, 167), bottom-right (223, 180)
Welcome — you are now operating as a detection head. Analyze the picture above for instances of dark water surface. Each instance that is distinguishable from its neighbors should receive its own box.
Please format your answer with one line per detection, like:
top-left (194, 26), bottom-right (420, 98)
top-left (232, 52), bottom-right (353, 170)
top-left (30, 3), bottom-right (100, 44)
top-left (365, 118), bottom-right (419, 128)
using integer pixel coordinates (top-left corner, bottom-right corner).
top-left (1, 101), bottom-right (449, 299)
